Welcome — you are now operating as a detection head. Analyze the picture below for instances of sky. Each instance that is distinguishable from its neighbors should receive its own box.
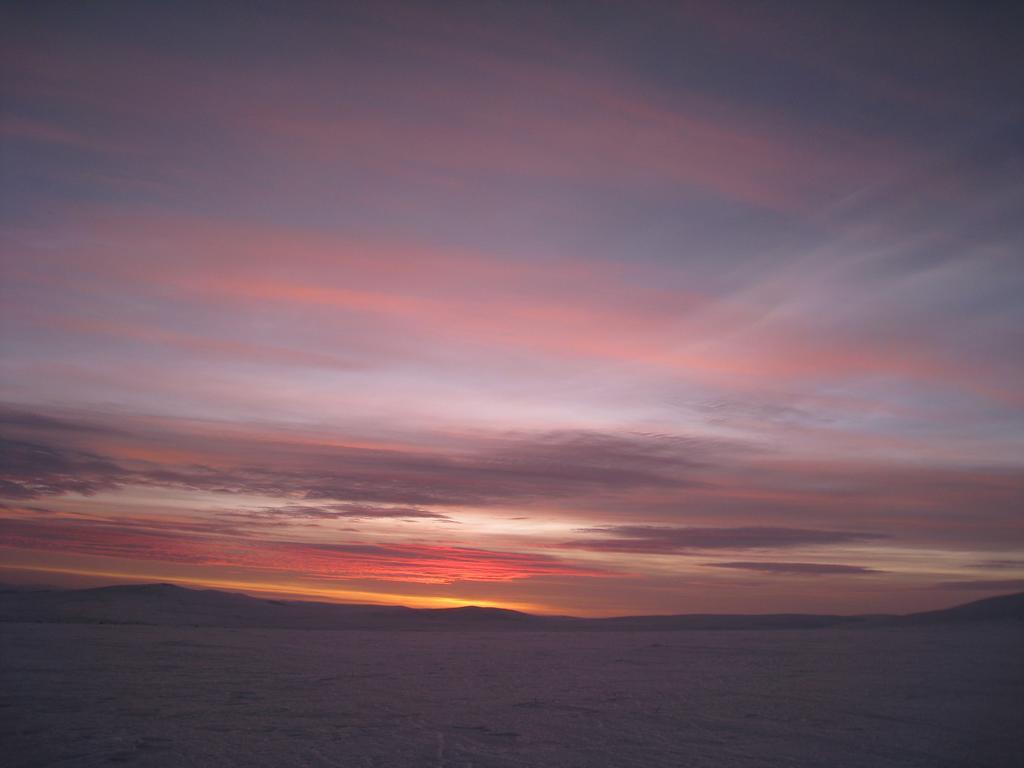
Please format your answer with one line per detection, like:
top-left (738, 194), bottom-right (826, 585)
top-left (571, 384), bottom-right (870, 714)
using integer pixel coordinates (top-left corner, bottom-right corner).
top-left (1, 0), bottom-right (1022, 616)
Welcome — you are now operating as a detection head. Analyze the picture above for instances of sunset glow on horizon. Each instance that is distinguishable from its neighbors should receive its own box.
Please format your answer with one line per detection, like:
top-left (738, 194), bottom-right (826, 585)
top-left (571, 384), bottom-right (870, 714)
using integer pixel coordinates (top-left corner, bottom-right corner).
top-left (2, 0), bottom-right (1022, 616)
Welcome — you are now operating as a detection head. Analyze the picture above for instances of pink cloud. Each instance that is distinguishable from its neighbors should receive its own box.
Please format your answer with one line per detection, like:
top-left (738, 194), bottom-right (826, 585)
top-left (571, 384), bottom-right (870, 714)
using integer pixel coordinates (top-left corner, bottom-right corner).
top-left (3, 11), bottom-right (917, 212)
top-left (0, 517), bottom-right (605, 585)
top-left (19, 209), bottom-right (1016, 408)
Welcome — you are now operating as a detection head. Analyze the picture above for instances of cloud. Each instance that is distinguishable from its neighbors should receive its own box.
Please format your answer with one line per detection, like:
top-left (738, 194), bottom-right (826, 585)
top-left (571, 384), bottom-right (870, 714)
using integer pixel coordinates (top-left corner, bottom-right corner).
top-left (0, 419), bottom-right (727, 507)
top-left (702, 561), bottom-right (883, 575)
top-left (0, 438), bottom-right (131, 499)
top-left (238, 504), bottom-right (453, 522)
top-left (0, 407), bottom-right (120, 435)
top-left (0, 517), bottom-right (604, 585)
top-left (2, 407), bottom-right (1021, 557)
top-left (565, 525), bottom-right (884, 554)
top-left (963, 559), bottom-right (1024, 571)
top-left (694, 398), bottom-right (833, 429)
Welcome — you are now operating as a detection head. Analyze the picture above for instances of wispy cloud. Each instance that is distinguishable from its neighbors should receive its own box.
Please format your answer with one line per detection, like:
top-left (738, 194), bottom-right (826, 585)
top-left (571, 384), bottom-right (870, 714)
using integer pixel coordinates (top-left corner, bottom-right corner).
top-left (702, 562), bottom-right (884, 575)
top-left (964, 559), bottom-right (1024, 571)
top-left (0, 417), bottom-right (726, 507)
top-left (565, 526), bottom-right (884, 554)
top-left (0, 438), bottom-right (130, 499)
top-left (235, 504), bottom-right (453, 522)
top-left (0, 517), bottom-right (604, 585)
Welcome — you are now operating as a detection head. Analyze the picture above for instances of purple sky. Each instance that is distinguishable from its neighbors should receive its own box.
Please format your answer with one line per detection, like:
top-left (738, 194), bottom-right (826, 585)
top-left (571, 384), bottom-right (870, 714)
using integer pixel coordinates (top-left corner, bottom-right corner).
top-left (1, 0), bottom-right (1022, 615)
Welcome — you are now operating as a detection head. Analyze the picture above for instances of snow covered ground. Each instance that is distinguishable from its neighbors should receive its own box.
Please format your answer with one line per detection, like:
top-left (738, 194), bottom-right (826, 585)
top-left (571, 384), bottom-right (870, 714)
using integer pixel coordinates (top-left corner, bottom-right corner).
top-left (2, 622), bottom-right (1021, 767)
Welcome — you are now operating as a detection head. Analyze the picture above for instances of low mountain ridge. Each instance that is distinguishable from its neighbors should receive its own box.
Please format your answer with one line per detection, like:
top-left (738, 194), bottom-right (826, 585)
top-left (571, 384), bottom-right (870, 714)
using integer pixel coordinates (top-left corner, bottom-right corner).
top-left (1, 582), bottom-right (1021, 631)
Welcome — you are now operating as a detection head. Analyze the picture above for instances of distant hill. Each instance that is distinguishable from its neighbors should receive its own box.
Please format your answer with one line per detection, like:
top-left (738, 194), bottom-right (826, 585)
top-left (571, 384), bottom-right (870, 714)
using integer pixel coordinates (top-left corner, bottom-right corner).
top-left (0, 583), bottom-right (530, 630)
top-left (1, 582), bottom-right (1021, 631)
top-left (889, 591), bottom-right (1024, 626)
